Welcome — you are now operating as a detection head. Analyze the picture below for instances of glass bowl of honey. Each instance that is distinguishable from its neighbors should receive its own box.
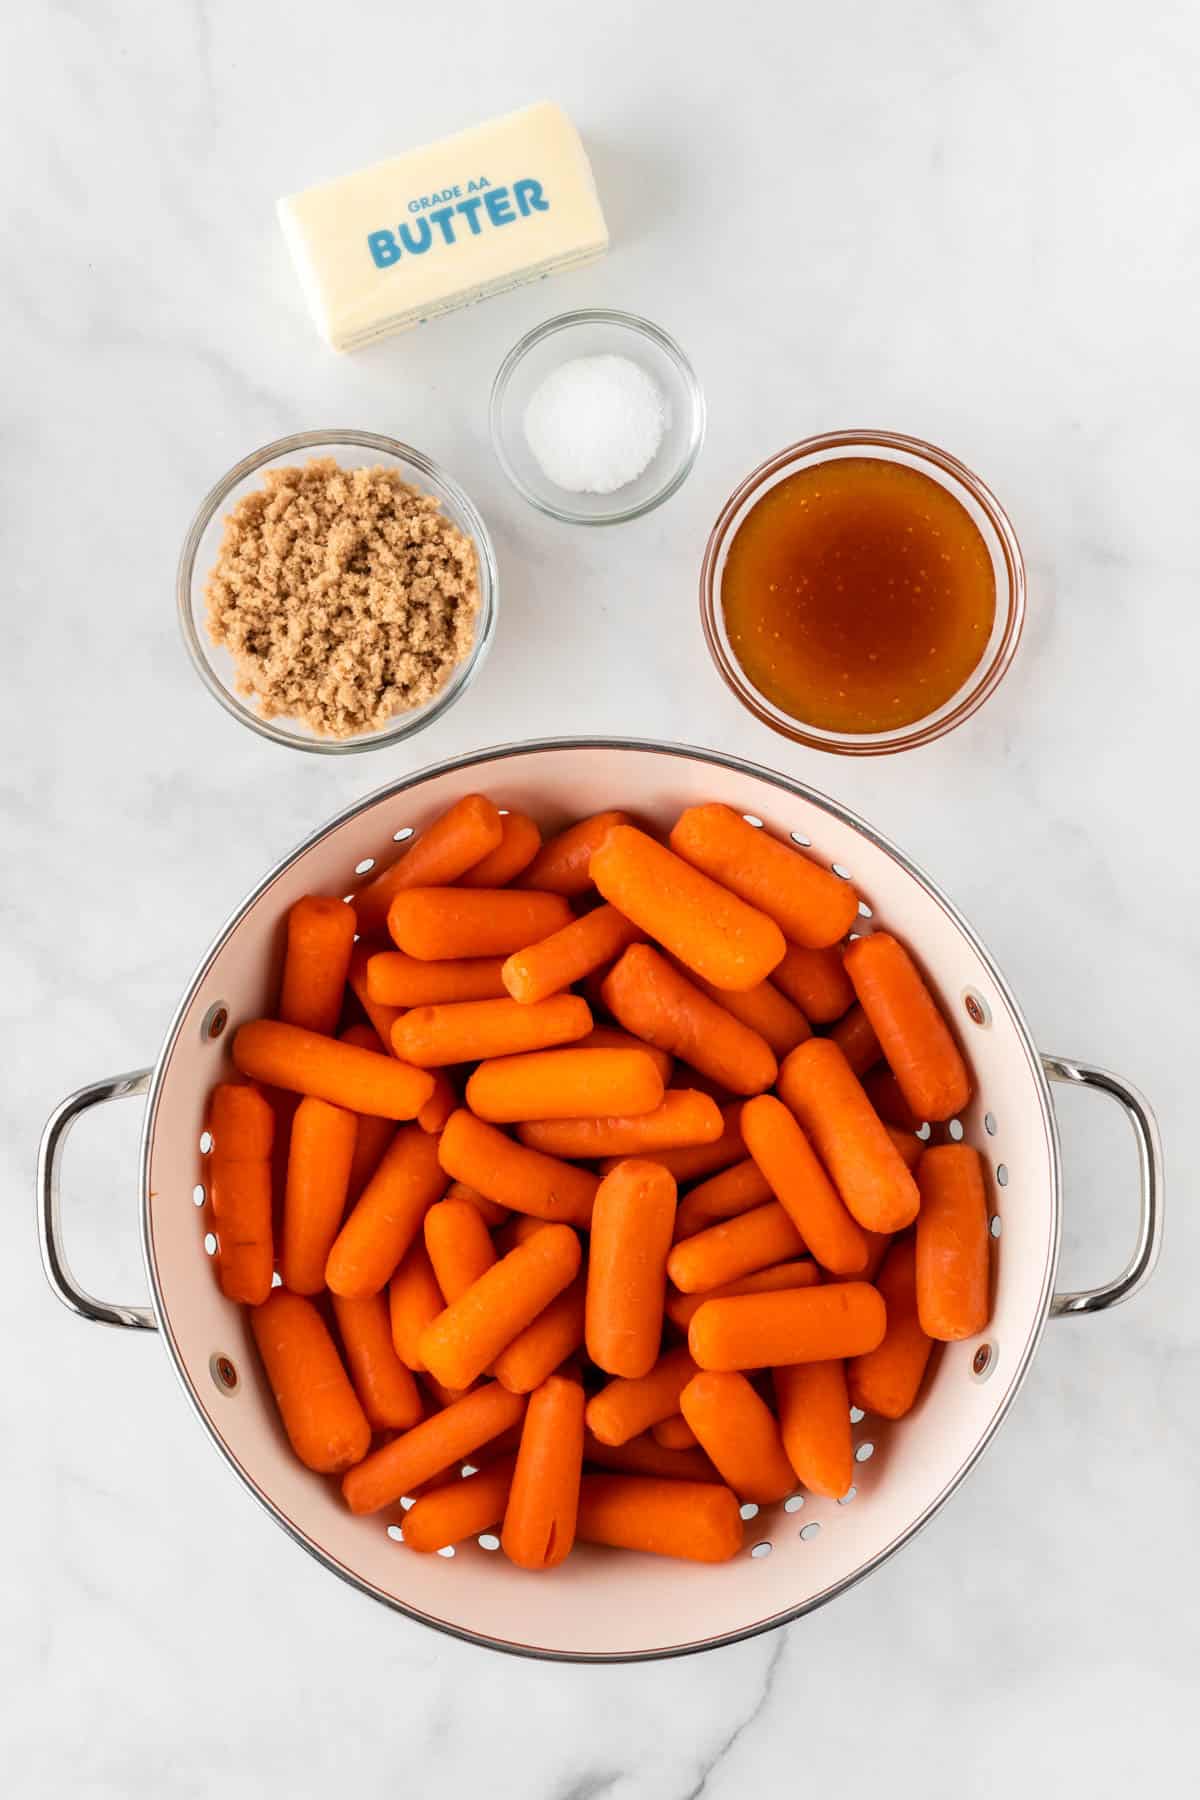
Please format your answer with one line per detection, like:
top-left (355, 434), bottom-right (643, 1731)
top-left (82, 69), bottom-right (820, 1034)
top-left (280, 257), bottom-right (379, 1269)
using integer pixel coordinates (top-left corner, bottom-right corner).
top-left (700, 430), bottom-right (1026, 755)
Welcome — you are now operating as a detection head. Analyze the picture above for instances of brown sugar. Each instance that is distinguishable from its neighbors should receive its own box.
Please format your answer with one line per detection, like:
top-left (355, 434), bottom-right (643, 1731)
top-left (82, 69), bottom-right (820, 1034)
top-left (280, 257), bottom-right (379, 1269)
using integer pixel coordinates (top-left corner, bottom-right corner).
top-left (204, 459), bottom-right (480, 737)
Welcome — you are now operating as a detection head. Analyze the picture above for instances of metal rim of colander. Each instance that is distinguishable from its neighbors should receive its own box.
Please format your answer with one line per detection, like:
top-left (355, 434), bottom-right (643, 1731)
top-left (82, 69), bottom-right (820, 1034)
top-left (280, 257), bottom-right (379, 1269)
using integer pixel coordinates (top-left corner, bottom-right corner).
top-left (136, 737), bottom-right (1061, 1662)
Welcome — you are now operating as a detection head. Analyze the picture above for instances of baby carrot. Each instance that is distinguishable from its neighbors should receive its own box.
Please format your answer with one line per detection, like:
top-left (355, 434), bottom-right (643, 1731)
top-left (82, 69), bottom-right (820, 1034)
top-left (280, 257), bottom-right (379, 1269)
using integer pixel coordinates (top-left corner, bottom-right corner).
top-left (849, 1237), bottom-right (934, 1417)
top-left (458, 810), bottom-right (542, 887)
top-left (342, 1381), bottom-right (527, 1515)
top-left (680, 1371), bottom-right (796, 1504)
top-left (443, 1180), bottom-right (509, 1229)
top-left (388, 889), bottom-right (573, 961)
top-left (774, 1361), bottom-right (854, 1498)
top-left (467, 1047), bottom-right (663, 1125)
top-left (418, 1225), bottom-right (583, 1390)
top-left (741, 1094), bottom-right (868, 1277)
top-left (690, 1282), bottom-right (887, 1371)
top-left (424, 1198), bottom-right (497, 1303)
top-left (664, 1260), bottom-right (820, 1331)
top-left (669, 804), bottom-right (859, 949)
top-left (338, 1026), bottom-right (397, 1203)
top-left (586, 1160), bottom-right (676, 1378)
top-left (502, 905), bottom-right (643, 1006)
top-left (401, 1455), bottom-right (518, 1552)
top-left (666, 1202), bottom-right (806, 1295)
top-left (233, 1020), bottom-right (435, 1120)
top-left (493, 1273), bottom-right (587, 1393)
top-left (576, 1475), bottom-right (743, 1563)
top-left (597, 1102), bottom-right (745, 1184)
top-left (388, 1241), bottom-right (447, 1369)
top-left (347, 944), bottom-right (404, 1049)
top-left (591, 825), bottom-right (786, 991)
top-left (579, 1024), bottom-right (674, 1086)
top-left (279, 896), bottom-right (357, 1037)
top-left (393, 994), bottom-right (592, 1069)
top-left (777, 1038), bottom-right (920, 1233)
top-left (582, 1430), bottom-right (719, 1484)
top-left (280, 1096), bottom-right (357, 1295)
top-left (353, 793), bottom-right (504, 937)
top-left (251, 1290), bottom-right (371, 1473)
top-left (771, 943), bottom-right (855, 1024)
top-left (417, 1069), bottom-right (457, 1135)
top-left (516, 1090), bottom-right (722, 1160)
top-left (687, 969), bottom-right (811, 1058)
top-left (863, 1067), bottom-right (924, 1132)
top-left (830, 1004), bottom-right (883, 1078)
top-left (844, 933), bottom-right (971, 1122)
top-left (602, 945), bottom-right (777, 1096)
top-left (331, 1290), bottom-right (424, 1431)
top-left (207, 1083), bottom-right (275, 1306)
top-left (501, 1371), bottom-right (585, 1570)
top-left (585, 1346), bottom-right (698, 1445)
top-left (672, 1159), bottom-right (773, 1241)
top-left (520, 810), bottom-right (633, 896)
top-left (438, 1110), bottom-right (598, 1227)
top-left (367, 950), bottom-right (508, 1008)
top-left (325, 1124), bottom-right (447, 1299)
top-left (915, 1145), bottom-right (990, 1340)
top-left (652, 1415), bottom-right (699, 1450)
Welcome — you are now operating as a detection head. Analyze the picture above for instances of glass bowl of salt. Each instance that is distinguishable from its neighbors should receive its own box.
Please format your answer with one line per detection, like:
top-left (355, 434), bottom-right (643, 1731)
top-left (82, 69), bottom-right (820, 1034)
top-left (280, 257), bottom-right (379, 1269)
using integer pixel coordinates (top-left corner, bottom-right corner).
top-left (490, 309), bottom-right (705, 524)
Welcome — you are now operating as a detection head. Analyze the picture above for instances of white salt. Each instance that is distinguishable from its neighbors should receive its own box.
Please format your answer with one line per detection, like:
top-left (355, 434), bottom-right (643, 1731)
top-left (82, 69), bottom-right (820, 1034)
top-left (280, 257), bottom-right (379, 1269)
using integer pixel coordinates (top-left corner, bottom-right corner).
top-left (523, 353), bottom-right (670, 495)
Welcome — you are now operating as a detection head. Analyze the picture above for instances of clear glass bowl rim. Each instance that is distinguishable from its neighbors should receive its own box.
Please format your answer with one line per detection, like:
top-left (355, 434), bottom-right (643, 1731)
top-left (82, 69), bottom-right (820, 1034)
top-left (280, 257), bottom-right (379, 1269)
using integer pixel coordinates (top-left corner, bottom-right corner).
top-left (176, 428), bottom-right (499, 756)
top-left (699, 428), bottom-right (1027, 756)
top-left (489, 308), bottom-right (707, 525)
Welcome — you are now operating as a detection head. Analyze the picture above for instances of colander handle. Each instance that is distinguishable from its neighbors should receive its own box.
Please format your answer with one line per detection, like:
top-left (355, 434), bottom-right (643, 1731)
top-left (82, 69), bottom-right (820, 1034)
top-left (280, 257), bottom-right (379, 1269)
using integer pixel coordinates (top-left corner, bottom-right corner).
top-left (1044, 1055), bottom-right (1164, 1317)
top-left (38, 1069), bottom-right (158, 1331)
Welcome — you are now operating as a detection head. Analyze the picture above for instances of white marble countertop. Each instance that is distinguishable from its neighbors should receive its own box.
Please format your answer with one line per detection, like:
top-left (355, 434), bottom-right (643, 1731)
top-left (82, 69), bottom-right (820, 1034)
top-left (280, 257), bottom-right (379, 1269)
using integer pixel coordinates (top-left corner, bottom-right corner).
top-left (7, 0), bottom-right (1197, 1791)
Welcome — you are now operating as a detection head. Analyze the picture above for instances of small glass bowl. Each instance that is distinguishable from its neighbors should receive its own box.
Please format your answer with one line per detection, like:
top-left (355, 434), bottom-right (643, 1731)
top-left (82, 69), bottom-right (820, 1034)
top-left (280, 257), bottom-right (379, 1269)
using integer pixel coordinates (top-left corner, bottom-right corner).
top-left (700, 429), bottom-right (1026, 755)
top-left (490, 309), bottom-right (705, 525)
top-left (177, 429), bottom-right (498, 754)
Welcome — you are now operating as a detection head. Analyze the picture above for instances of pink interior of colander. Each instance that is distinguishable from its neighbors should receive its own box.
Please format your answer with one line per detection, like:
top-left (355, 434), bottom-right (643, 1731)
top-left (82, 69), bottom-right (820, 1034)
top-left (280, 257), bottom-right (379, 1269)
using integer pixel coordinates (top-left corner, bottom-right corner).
top-left (143, 742), bottom-right (1058, 1658)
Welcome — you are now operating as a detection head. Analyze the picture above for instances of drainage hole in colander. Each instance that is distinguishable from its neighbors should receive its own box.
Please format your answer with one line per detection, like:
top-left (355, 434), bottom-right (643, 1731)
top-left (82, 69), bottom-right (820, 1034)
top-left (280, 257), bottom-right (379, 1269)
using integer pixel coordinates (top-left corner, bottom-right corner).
top-left (848, 1405), bottom-right (865, 1424)
top-left (996, 1164), bottom-right (1009, 1187)
top-left (386, 1525), bottom-right (404, 1542)
top-left (437, 1545), bottom-right (456, 1559)
top-left (750, 1541), bottom-right (772, 1558)
top-left (399, 1495), bottom-right (417, 1511)
top-left (203, 1232), bottom-right (218, 1256)
top-left (947, 1118), bottom-right (964, 1141)
top-left (972, 1343), bottom-right (997, 1382)
top-left (857, 899), bottom-right (874, 919)
top-left (393, 826), bottom-right (414, 844)
top-left (990, 1214), bottom-right (1003, 1239)
top-left (838, 1487), bottom-right (857, 1505)
top-left (199, 1130), bottom-right (213, 1155)
top-left (209, 1353), bottom-right (239, 1395)
top-left (790, 830), bottom-right (812, 848)
top-left (915, 1122), bottom-right (932, 1141)
top-left (192, 1185), bottom-right (206, 1208)
top-left (799, 1522), bottom-right (821, 1541)
top-left (201, 1002), bottom-right (229, 1043)
top-left (478, 1534), bottom-right (500, 1551)
top-left (739, 1501), bottom-right (759, 1521)
top-left (963, 989), bottom-right (992, 1028)
top-left (831, 863), bottom-right (852, 881)
top-left (271, 1271), bottom-right (282, 1288)
top-left (354, 858), bottom-right (376, 877)
top-left (743, 814), bottom-right (764, 829)
top-left (461, 1463), bottom-right (478, 1477)
top-left (984, 1112), bottom-right (997, 1136)
top-left (855, 1441), bottom-right (875, 1463)
top-left (783, 1495), bottom-right (805, 1513)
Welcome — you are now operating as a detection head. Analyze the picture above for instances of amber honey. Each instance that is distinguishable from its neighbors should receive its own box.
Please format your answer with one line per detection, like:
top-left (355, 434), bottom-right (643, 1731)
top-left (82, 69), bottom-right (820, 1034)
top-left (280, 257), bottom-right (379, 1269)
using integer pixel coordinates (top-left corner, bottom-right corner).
top-left (720, 458), bottom-right (996, 734)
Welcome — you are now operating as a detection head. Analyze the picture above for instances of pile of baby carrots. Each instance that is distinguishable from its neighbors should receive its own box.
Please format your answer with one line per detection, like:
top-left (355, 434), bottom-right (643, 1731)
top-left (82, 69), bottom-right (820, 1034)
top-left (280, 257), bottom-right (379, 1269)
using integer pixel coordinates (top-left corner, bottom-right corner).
top-left (205, 793), bottom-right (992, 1570)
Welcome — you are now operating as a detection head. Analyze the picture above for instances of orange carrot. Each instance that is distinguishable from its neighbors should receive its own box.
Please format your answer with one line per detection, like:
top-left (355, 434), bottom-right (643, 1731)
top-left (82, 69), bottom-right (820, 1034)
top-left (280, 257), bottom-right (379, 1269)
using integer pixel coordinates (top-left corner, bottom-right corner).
top-left (401, 1456), bottom-right (518, 1552)
top-left (280, 1096), bottom-right (357, 1295)
top-left (849, 1237), bottom-right (934, 1417)
top-left (585, 1346), bottom-right (697, 1445)
top-left (251, 1290), bottom-right (370, 1472)
top-left (666, 1202), bottom-right (806, 1295)
top-left (885, 1125), bottom-right (923, 1171)
top-left (689, 1282), bottom-right (887, 1371)
top-left (830, 1004), bottom-right (883, 1078)
top-left (444, 1180), bottom-right (509, 1229)
top-left (353, 794), bottom-right (504, 937)
top-left (339, 1026), bottom-right (397, 1202)
top-left (278, 896), bottom-right (357, 1037)
top-left (741, 1094), bottom-right (868, 1276)
top-left (591, 825), bottom-right (785, 990)
top-left (687, 969), bottom-right (811, 1058)
top-left (325, 1124), bottom-right (447, 1298)
top-left (672, 1159), bottom-right (772, 1241)
top-left (388, 1241), bottom-right (447, 1370)
top-left (458, 810), bottom-right (542, 887)
top-left (576, 1475), bottom-right (743, 1563)
top-left (664, 1260), bottom-right (820, 1331)
top-left (232, 1020), bottom-right (435, 1120)
top-left (493, 1273), bottom-right (587, 1393)
top-left (596, 1102), bottom-right (746, 1184)
top-left (418, 1225), bottom-right (582, 1390)
top-left (207, 1083), bottom-right (275, 1305)
top-left (424, 1198), bottom-right (497, 1303)
top-left (777, 1039), bottom-right (920, 1233)
top-left (467, 1046), bottom-right (663, 1125)
top-left (680, 1370), bottom-right (796, 1504)
top-left (585, 1160), bottom-right (676, 1378)
top-left (771, 943), bottom-right (855, 1024)
top-left (502, 905), bottom-right (643, 1005)
top-left (602, 946), bottom-right (777, 1096)
top-left (331, 1289), bottom-right (424, 1431)
top-left (915, 1145), bottom-right (990, 1340)
top-left (367, 950), bottom-right (509, 1008)
top-left (652, 1415), bottom-right (699, 1450)
top-left (774, 1361), bottom-right (854, 1498)
top-left (582, 1429), bottom-right (719, 1484)
top-left (347, 943), bottom-right (404, 1048)
top-left (516, 1089), bottom-right (722, 1160)
top-left (438, 1110), bottom-right (598, 1227)
top-left (342, 1381), bottom-right (526, 1514)
top-left (520, 810), bottom-right (633, 896)
top-left (579, 1024), bottom-right (673, 1086)
top-left (844, 933), bottom-right (971, 1122)
top-left (864, 1067), bottom-right (924, 1132)
top-left (393, 993), bottom-right (592, 1069)
top-left (388, 888), bottom-right (573, 961)
top-left (669, 804), bottom-right (859, 949)
top-left (501, 1371), bottom-right (585, 1570)
top-left (417, 1069), bottom-right (457, 1135)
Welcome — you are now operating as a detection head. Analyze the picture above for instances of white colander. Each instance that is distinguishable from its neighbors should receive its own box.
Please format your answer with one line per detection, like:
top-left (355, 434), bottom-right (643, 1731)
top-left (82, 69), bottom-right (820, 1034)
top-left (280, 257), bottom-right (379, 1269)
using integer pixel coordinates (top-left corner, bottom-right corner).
top-left (38, 739), bottom-right (1163, 1661)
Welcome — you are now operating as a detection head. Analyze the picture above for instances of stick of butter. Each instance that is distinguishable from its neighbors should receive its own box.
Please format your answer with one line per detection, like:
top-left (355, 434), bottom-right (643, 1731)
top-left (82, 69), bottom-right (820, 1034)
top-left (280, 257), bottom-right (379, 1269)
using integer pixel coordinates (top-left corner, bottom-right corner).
top-left (278, 102), bottom-right (609, 352)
